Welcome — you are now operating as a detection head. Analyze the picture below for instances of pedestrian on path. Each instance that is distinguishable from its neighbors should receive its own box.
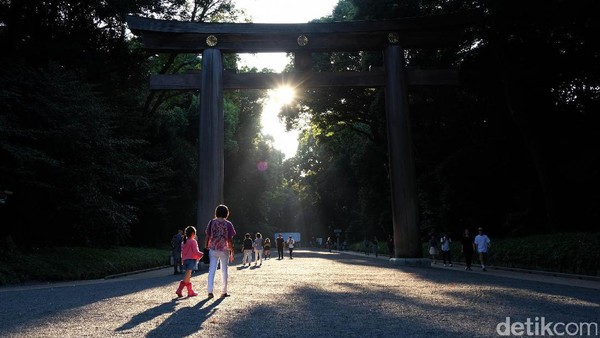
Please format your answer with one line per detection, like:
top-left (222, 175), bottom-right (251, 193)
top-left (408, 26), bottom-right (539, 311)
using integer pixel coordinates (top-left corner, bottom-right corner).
top-left (474, 227), bottom-right (491, 271)
top-left (205, 204), bottom-right (237, 298)
top-left (242, 233), bottom-right (253, 267)
top-left (461, 229), bottom-right (474, 271)
top-left (264, 238), bottom-right (271, 259)
top-left (372, 236), bottom-right (379, 257)
top-left (175, 226), bottom-right (203, 297)
top-left (326, 237), bottom-right (333, 252)
top-left (429, 235), bottom-right (438, 264)
top-left (287, 236), bottom-right (295, 259)
top-left (387, 234), bottom-right (394, 258)
top-left (440, 233), bottom-right (452, 267)
top-left (253, 232), bottom-right (264, 266)
top-left (276, 234), bottom-right (284, 260)
top-left (171, 229), bottom-right (183, 275)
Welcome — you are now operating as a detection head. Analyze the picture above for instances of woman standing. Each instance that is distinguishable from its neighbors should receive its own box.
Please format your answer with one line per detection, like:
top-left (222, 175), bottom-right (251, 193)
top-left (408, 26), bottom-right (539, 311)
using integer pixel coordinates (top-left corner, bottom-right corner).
top-left (205, 204), bottom-right (237, 298)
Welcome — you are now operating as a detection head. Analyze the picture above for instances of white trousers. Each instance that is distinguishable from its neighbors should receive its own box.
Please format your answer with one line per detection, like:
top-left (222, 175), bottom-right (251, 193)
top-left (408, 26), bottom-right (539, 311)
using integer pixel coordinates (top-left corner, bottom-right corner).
top-left (255, 249), bottom-right (264, 265)
top-left (207, 249), bottom-right (229, 294)
top-left (243, 249), bottom-right (253, 264)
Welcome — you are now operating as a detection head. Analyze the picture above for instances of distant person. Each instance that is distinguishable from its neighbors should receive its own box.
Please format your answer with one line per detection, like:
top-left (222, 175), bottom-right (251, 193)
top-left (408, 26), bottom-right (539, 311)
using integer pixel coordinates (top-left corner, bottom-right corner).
top-left (461, 229), bottom-right (474, 271)
top-left (253, 232), bottom-right (264, 266)
top-left (175, 226), bottom-right (203, 297)
top-left (171, 229), bottom-right (183, 275)
top-left (276, 234), bottom-right (285, 260)
top-left (264, 238), bottom-right (271, 259)
top-left (363, 238), bottom-right (370, 256)
top-left (387, 235), bottom-right (394, 258)
top-left (372, 236), bottom-right (379, 257)
top-left (429, 235), bottom-right (438, 264)
top-left (205, 204), bottom-right (236, 298)
top-left (242, 233), bottom-right (253, 267)
top-left (440, 233), bottom-right (452, 267)
top-left (326, 237), bottom-right (333, 252)
top-left (287, 236), bottom-right (295, 259)
top-left (474, 227), bottom-right (491, 271)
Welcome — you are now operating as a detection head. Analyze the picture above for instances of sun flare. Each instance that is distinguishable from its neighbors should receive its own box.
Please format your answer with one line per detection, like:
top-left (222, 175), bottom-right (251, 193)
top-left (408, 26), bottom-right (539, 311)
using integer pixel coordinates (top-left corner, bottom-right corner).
top-left (260, 86), bottom-right (299, 159)
top-left (273, 85), bottom-right (295, 106)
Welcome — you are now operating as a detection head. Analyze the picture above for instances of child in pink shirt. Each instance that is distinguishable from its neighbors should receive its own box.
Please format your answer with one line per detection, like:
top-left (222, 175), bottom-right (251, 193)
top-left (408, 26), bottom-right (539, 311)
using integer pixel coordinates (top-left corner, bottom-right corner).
top-left (175, 226), bottom-right (203, 297)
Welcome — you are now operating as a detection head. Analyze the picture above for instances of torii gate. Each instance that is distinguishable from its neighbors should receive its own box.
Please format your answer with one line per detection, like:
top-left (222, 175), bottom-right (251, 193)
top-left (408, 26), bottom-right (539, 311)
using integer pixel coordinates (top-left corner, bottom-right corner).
top-left (127, 11), bottom-right (477, 263)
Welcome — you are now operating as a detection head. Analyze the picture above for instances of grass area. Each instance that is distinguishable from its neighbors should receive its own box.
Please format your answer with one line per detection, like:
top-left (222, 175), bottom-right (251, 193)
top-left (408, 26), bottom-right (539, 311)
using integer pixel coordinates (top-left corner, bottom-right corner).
top-left (348, 232), bottom-right (600, 277)
top-left (0, 246), bottom-right (170, 286)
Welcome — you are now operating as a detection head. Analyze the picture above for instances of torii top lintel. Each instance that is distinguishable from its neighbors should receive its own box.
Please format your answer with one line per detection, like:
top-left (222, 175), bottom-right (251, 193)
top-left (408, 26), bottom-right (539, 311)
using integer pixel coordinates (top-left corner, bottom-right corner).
top-left (126, 10), bottom-right (480, 54)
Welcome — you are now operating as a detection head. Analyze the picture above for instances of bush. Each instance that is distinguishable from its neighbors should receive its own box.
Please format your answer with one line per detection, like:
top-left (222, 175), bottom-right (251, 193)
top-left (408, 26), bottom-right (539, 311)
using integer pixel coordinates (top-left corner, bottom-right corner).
top-left (0, 246), bottom-right (169, 286)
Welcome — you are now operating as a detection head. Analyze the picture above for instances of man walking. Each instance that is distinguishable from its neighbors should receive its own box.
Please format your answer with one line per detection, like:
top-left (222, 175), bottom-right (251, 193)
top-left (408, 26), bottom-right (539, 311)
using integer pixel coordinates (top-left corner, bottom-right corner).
top-left (171, 229), bottom-right (183, 274)
top-left (276, 234), bottom-right (284, 260)
top-left (474, 227), bottom-right (491, 271)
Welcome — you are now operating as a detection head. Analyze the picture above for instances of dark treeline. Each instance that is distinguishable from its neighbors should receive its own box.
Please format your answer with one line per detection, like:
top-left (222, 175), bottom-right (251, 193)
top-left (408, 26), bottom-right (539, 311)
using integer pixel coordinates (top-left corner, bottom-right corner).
top-left (1, 0), bottom-right (598, 250)
top-left (284, 0), bottom-right (600, 243)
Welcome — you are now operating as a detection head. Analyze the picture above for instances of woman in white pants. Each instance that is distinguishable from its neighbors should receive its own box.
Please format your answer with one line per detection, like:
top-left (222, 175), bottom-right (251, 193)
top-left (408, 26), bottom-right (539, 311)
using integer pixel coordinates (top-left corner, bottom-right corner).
top-left (205, 205), bottom-right (237, 298)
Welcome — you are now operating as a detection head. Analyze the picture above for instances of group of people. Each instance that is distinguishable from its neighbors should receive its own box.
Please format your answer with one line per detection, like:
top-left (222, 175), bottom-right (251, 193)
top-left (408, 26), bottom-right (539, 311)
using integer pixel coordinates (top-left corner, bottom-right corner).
top-left (429, 227), bottom-right (491, 271)
top-left (170, 205), bottom-right (298, 299)
top-left (242, 233), bottom-right (295, 265)
top-left (170, 204), bottom-right (236, 299)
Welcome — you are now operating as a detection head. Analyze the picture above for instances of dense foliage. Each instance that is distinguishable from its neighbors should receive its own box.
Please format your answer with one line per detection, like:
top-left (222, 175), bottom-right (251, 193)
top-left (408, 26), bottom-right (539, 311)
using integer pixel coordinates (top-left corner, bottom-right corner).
top-left (283, 0), bottom-right (600, 244)
top-left (1, 0), bottom-right (598, 252)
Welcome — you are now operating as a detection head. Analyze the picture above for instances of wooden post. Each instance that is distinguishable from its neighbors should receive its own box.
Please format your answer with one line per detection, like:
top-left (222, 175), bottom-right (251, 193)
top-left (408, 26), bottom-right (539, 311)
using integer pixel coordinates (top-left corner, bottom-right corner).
top-left (197, 49), bottom-right (224, 228)
top-left (384, 45), bottom-right (421, 258)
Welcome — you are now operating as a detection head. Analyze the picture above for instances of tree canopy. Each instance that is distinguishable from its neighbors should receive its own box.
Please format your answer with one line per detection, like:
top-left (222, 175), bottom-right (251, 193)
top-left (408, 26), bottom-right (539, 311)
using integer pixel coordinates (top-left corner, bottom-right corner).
top-left (1, 0), bottom-right (598, 249)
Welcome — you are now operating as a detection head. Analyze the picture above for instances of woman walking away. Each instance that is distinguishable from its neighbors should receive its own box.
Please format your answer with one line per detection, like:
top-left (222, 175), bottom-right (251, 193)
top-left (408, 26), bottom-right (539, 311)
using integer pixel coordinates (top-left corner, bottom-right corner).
top-left (253, 233), bottom-right (264, 266)
top-left (205, 204), bottom-right (237, 298)
top-left (175, 226), bottom-right (203, 297)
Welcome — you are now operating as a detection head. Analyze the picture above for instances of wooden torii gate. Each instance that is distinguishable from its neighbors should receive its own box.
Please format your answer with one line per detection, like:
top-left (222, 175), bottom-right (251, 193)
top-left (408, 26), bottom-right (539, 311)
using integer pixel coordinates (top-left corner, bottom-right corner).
top-left (127, 11), bottom-right (477, 263)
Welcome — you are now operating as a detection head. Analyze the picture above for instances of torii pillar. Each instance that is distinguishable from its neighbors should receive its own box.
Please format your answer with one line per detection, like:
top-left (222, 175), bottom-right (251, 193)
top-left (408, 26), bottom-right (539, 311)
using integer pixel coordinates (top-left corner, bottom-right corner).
top-left (385, 45), bottom-right (427, 265)
top-left (196, 48), bottom-right (224, 228)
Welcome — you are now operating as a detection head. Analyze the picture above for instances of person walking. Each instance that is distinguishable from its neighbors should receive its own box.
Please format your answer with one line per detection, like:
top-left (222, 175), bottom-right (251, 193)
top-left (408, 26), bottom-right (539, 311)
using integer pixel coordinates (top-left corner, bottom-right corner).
top-left (429, 235), bottom-right (438, 264)
top-left (440, 233), bottom-right (452, 267)
top-left (276, 234), bottom-right (285, 260)
top-left (253, 232), bottom-right (264, 266)
top-left (387, 234), bottom-right (394, 258)
top-left (287, 236), bottom-right (295, 259)
top-left (171, 229), bottom-right (183, 275)
top-left (372, 236), bottom-right (379, 257)
top-left (326, 237), bottom-right (333, 252)
top-left (242, 233), bottom-right (253, 267)
top-left (461, 229), bottom-right (474, 271)
top-left (175, 226), bottom-right (203, 297)
top-left (264, 238), bottom-right (271, 259)
top-left (205, 204), bottom-right (237, 298)
top-left (474, 227), bottom-right (491, 271)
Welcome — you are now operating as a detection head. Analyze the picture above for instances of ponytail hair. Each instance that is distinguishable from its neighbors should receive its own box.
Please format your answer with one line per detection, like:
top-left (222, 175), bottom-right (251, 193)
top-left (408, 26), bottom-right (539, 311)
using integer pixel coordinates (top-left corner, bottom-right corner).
top-left (183, 226), bottom-right (196, 244)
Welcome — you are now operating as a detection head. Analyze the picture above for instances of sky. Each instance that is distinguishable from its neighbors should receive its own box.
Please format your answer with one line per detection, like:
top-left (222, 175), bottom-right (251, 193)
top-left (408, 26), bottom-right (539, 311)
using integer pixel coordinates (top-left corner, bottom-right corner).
top-left (233, 0), bottom-right (339, 158)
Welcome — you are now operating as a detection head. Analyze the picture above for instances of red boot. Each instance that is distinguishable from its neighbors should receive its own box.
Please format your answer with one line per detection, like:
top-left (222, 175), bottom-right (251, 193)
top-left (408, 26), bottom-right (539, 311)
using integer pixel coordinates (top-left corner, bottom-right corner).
top-left (185, 282), bottom-right (198, 297)
top-left (175, 281), bottom-right (185, 297)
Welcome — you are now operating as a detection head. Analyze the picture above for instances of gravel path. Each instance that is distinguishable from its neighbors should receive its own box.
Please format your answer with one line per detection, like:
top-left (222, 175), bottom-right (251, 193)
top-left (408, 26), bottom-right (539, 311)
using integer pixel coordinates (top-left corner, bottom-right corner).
top-left (0, 249), bottom-right (598, 337)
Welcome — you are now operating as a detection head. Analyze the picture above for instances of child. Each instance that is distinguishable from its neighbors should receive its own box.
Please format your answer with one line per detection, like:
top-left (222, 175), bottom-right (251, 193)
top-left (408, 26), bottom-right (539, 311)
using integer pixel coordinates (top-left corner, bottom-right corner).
top-left (263, 238), bottom-right (271, 259)
top-left (175, 226), bottom-right (203, 297)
